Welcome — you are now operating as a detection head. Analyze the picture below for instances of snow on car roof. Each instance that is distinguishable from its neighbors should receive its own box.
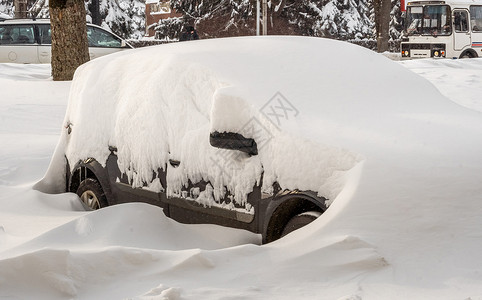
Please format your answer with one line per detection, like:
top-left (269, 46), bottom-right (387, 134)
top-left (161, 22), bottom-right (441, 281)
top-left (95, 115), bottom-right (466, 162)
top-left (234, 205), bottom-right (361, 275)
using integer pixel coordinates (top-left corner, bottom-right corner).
top-left (40, 36), bottom-right (482, 220)
top-left (1, 18), bottom-right (50, 24)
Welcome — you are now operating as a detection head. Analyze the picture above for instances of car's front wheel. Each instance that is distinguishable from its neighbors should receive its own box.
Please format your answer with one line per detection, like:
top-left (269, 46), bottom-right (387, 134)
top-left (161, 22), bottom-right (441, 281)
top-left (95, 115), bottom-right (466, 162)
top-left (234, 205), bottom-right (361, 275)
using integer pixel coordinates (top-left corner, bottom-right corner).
top-left (76, 178), bottom-right (108, 210)
top-left (281, 211), bottom-right (322, 238)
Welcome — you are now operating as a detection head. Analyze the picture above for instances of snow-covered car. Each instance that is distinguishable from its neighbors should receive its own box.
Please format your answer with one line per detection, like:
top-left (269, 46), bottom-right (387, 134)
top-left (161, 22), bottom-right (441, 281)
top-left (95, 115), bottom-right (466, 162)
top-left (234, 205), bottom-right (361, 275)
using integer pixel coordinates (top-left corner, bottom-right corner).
top-left (0, 18), bottom-right (132, 63)
top-left (37, 36), bottom-right (482, 243)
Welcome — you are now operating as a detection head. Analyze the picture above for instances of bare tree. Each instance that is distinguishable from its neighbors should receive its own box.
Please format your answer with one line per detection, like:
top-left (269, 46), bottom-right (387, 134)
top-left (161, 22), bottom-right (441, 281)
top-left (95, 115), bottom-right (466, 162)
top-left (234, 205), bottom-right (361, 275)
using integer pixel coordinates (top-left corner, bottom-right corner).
top-left (49, 0), bottom-right (89, 81)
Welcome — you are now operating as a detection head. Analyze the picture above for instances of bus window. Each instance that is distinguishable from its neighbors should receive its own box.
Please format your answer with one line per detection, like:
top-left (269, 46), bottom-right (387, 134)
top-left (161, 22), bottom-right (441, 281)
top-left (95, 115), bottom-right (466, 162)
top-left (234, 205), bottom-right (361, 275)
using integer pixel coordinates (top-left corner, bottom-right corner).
top-left (454, 10), bottom-right (469, 32)
top-left (470, 5), bottom-right (482, 32)
top-left (407, 6), bottom-right (423, 34)
top-left (424, 5), bottom-right (451, 35)
top-left (406, 5), bottom-right (451, 35)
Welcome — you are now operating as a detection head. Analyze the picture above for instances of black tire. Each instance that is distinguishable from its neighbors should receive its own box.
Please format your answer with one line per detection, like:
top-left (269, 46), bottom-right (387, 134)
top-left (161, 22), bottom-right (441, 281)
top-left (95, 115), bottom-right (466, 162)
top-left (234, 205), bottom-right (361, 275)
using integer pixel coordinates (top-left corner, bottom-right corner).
top-left (76, 178), bottom-right (108, 210)
top-left (281, 211), bottom-right (322, 238)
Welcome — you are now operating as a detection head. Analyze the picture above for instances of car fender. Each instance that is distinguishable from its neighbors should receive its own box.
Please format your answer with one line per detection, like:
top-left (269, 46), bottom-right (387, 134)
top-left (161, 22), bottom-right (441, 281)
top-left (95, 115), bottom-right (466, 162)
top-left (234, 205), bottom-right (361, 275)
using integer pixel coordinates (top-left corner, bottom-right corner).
top-left (68, 157), bottom-right (114, 205)
top-left (261, 190), bottom-right (327, 243)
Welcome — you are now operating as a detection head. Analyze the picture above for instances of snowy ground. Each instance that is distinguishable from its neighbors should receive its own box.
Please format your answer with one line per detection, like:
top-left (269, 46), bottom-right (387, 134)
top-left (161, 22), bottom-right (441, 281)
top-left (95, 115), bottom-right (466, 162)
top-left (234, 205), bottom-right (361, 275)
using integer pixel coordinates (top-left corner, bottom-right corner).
top-left (1, 52), bottom-right (482, 299)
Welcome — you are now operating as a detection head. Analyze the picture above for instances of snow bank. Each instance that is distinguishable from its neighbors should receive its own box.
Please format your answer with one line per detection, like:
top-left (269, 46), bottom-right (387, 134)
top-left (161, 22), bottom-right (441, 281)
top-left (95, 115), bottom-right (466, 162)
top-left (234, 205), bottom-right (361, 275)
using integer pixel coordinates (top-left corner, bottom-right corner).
top-left (399, 57), bottom-right (482, 113)
top-left (2, 202), bottom-right (260, 260)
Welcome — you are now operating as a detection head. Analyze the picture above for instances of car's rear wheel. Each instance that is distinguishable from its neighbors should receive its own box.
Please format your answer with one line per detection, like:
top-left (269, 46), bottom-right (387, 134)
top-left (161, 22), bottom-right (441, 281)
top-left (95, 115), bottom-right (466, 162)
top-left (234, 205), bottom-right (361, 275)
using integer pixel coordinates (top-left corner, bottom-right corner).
top-left (281, 211), bottom-right (322, 238)
top-left (76, 178), bottom-right (108, 210)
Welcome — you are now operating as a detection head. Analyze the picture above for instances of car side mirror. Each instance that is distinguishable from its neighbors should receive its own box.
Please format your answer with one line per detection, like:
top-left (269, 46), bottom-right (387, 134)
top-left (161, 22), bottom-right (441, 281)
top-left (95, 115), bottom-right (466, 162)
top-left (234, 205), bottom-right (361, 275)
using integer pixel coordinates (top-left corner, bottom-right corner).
top-left (210, 131), bottom-right (258, 156)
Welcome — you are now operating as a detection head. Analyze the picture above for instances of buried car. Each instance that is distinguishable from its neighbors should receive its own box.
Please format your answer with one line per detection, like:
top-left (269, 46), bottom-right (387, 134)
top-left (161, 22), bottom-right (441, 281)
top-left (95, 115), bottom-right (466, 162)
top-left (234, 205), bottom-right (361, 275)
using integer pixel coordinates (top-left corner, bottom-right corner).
top-left (36, 36), bottom-right (482, 244)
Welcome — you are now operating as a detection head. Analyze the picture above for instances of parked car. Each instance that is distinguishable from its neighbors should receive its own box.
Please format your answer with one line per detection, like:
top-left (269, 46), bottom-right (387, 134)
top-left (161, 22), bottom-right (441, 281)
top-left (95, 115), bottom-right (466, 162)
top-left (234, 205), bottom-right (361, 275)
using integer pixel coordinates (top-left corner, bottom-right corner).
top-left (37, 36), bottom-right (482, 244)
top-left (0, 18), bottom-right (132, 63)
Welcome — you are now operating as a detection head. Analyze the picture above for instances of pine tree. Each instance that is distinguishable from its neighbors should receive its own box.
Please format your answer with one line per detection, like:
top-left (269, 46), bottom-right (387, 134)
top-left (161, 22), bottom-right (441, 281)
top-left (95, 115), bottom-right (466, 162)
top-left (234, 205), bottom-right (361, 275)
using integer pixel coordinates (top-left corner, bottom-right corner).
top-left (0, 0), bottom-right (14, 17)
top-left (173, 0), bottom-right (254, 38)
top-left (27, 0), bottom-right (145, 39)
top-left (32, 0), bottom-right (50, 18)
top-left (389, 0), bottom-right (403, 47)
top-left (155, 0), bottom-right (373, 41)
top-left (100, 0), bottom-right (145, 39)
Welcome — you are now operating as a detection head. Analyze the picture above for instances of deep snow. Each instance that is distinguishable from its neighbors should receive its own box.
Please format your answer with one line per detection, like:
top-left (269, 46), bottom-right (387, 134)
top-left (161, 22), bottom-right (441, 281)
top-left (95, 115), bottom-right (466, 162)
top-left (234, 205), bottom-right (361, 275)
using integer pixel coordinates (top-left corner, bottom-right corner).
top-left (1, 41), bottom-right (482, 299)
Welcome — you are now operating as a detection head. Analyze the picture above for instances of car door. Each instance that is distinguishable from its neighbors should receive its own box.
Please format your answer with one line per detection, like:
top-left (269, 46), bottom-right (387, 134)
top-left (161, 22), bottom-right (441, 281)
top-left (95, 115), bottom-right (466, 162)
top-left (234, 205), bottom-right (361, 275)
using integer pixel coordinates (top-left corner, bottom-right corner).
top-left (165, 148), bottom-right (259, 231)
top-left (36, 24), bottom-right (52, 63)
top-left (0, 24), bottom-right (39, 63)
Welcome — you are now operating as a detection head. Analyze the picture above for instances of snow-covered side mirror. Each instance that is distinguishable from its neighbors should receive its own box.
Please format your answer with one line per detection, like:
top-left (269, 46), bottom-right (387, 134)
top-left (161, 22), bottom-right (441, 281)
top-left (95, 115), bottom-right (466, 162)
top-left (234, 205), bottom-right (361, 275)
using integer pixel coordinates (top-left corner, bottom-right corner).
top-left (210, 131), bottom-right (258, 156)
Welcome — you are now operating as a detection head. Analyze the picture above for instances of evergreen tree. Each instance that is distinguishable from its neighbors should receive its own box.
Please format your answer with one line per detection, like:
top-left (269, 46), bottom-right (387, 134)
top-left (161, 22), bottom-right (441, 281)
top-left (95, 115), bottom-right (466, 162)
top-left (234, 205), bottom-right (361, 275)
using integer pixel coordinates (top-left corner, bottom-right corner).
top-left (0, 0), bottom-right (14, 17)
top-left (100, 0), bottom-right (145, 39)
top-left (173, 0), bottom-right (254, 38)
top-left (389, 0), bottom-right (403, 43)
top-left (155, 0), bottom-right (373, 41)
top-left (27, 0), bottom-right (145, 39)
top-left (284, 0), bottom-right (372, 40)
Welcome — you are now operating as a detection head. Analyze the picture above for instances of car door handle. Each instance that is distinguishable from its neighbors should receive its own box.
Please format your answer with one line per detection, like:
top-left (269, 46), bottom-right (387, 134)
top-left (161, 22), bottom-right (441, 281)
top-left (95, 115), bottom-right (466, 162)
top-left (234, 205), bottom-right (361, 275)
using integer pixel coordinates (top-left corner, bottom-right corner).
top-left (169, 159), bottom-right (180, 168)
top-left (39, 51), bottom-right (49, 56)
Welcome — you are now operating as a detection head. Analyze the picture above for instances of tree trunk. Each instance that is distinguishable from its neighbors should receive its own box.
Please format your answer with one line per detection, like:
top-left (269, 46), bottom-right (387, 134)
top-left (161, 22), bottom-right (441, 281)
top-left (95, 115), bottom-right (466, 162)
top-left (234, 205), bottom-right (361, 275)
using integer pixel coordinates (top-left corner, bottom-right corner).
top-left (50, 0), bottom-right (89, 81)
top-left (14, 0), bottom-right (28, 18)
top-left (89, 0), bottom-right (101, 25)
top-left (268, 0), bottom-right (286, 34)
top-left (374, 0), bottom-right (391, 52)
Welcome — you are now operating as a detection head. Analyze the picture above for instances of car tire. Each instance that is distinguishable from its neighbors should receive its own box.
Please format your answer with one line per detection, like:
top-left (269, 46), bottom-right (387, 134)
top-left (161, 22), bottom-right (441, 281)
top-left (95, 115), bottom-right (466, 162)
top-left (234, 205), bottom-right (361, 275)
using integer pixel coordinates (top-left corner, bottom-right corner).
top-left (76, 178), bottom-right (108, 210)
top-left (281, 211), bottom-right (322, 238)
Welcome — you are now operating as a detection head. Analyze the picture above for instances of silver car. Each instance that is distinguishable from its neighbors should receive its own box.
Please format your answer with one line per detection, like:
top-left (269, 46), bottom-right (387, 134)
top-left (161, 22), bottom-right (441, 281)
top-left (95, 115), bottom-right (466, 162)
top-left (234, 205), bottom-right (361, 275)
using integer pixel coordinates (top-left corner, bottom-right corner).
top-left (0, 18), bottom-right (133, 63)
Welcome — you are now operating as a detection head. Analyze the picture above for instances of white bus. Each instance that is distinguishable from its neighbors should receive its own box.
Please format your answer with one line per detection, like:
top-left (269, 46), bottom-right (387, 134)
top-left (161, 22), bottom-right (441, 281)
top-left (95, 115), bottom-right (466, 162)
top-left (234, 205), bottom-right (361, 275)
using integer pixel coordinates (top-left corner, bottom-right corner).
top-left (401, 0), bottom-right (482, 59)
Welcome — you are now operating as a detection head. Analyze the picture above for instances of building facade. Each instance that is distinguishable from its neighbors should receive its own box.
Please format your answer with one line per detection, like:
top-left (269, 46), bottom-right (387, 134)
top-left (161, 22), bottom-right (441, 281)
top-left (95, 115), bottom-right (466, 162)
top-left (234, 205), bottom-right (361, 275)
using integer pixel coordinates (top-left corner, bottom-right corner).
top-left (145, 0), bottom-right (182, 37)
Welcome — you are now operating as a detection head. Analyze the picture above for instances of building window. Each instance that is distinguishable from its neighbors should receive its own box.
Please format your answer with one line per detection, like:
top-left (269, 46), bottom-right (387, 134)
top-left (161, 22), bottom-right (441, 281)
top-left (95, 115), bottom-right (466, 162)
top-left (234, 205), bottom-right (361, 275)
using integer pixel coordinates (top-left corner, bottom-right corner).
top-left (150, 0), bottom-right (171, 15)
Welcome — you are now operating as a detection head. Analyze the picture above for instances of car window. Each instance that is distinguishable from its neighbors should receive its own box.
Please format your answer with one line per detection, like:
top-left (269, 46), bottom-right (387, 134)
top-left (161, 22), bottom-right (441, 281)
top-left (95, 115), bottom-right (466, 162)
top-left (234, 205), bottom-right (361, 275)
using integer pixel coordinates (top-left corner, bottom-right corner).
top-left (0, 25), bottom-right (35, 45)
top-left (38, 24), bottom-right (52, 44)
top-left (87, 26), bottom-right (122, 48)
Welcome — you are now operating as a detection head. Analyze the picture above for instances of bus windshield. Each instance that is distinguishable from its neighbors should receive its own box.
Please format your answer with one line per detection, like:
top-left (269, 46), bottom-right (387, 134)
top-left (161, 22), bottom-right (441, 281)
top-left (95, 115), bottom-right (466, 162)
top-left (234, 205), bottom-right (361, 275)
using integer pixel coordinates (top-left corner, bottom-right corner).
top-left (406, 5), bottom-right (452, 36)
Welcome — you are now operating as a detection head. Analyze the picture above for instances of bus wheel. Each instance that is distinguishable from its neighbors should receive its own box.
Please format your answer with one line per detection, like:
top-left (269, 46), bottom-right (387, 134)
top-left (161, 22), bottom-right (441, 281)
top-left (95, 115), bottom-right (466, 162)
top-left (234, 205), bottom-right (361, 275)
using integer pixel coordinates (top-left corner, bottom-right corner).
top-left (460, 50), bottom-right (478, 59)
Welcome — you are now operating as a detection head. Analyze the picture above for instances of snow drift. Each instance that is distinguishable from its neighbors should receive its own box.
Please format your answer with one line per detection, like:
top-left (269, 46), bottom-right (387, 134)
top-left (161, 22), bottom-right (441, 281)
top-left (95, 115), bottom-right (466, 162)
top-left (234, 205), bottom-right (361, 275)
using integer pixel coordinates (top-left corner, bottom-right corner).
top-left (3, 37), bottom-right (482, 299)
